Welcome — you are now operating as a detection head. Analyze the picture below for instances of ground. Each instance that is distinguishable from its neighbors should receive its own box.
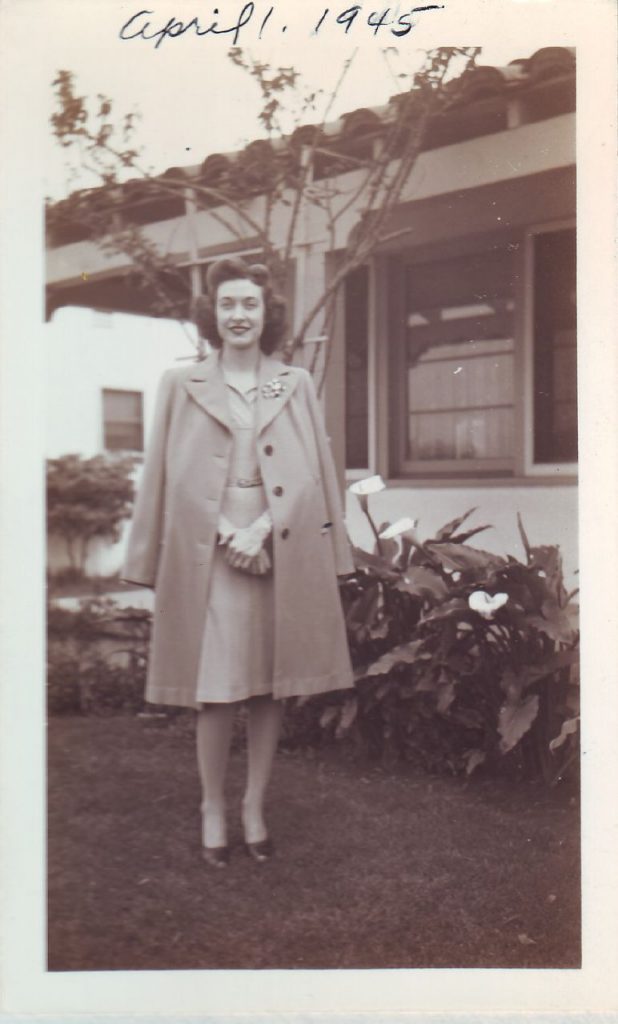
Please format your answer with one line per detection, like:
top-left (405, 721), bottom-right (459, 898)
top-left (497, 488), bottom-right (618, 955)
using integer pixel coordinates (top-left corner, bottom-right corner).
top-left (47, 715), bottom-right (580, 971)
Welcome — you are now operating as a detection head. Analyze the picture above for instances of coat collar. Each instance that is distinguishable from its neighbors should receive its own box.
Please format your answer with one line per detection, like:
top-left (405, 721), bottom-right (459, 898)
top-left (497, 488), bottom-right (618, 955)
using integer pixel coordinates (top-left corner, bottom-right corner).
top-left (184, 350), bottom-right (299, 434)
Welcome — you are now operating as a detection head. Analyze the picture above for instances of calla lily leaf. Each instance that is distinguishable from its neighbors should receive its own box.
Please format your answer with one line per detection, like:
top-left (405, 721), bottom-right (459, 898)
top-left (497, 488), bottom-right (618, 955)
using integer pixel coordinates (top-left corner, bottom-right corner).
top-left (363, 639), bottom-right (425, 678)
top-left (336, 696), bottom-right (358, 736)
top-left (498, 694), bottom-right (540, 753)
top-left (549, 715), bottom-right (580, 752)
top-left (395, 567), bottom-right (448, 601)
top-left (426, 542), bottom-right (505, 573)
top-left (436, 681), bottom-right (456, 714)
top-left (449, 524), bottom-right (492, 544)
top-left (463, 749), bottom-right (486, 775)
top-left (434, 507), bottom-right (477, 541)
top-left (351, 545), bottom-right (399, 579)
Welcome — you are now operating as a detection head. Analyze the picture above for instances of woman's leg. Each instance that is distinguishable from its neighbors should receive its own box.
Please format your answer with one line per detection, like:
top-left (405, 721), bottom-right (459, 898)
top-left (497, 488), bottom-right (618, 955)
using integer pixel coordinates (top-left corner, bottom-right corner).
top-left (196, 703), bottom-right (236, 848)
top-left (242, 695), bottom-right (284, 843)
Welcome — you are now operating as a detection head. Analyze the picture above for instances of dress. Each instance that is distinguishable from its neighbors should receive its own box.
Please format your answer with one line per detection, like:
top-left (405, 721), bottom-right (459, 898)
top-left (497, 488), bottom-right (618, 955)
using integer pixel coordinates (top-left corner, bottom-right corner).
top-left (195, 379), bottom-right (275, 703)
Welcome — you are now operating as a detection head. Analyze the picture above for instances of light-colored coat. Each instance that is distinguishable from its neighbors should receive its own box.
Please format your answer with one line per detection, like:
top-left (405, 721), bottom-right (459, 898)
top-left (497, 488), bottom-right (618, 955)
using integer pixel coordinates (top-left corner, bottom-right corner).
top-left (123, 351), bottom-right (355, 707)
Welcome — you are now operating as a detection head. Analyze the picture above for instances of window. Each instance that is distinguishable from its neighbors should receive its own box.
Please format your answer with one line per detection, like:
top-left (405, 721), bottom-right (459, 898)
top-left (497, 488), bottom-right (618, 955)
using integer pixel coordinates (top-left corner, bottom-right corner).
top-left (103, 389), bottom-right (143, 452)
top-left (345, 266), bottom-right (369, 469)
top-left (532, 227), bottom-right (577, 464)
top-left (402, 246), bottom-right (517, 474)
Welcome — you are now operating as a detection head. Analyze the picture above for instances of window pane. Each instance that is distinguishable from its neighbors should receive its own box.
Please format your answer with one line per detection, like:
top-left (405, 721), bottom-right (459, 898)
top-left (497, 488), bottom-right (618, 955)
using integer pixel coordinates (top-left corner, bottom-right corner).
top-left (103, 389), bottom-right (143, 452)
top-left (408, 339), bottom-right (514, 460)
top-left (405, 247), bottom-right (516, 468)
top-left (104, 422), bottom-right (143, 452)
top-left (533, 229), bottom-right (577, 463)
top-left (103, 390), bottom-right (142, 422)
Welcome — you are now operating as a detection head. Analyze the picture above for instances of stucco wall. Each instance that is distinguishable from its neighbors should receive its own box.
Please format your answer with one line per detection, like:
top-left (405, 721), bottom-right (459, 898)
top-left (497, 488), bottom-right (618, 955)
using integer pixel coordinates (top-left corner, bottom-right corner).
top-left (345, 482), bottom-right (579, 589)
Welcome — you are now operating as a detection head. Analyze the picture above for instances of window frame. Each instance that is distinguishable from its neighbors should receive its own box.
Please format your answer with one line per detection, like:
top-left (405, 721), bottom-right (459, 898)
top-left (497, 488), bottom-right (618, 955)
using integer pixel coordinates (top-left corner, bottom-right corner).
top-left (383, 223), bottom-right (577, 482)
top-left (522, 218), bottom-right (578, 477)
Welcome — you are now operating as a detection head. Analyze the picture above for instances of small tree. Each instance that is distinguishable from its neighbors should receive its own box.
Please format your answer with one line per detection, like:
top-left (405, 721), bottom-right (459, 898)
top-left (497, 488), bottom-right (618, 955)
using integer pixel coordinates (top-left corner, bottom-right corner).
top-left (47, 454), bottom-right (136, 574)
top-left (48, 47), bottom-right (480, 389)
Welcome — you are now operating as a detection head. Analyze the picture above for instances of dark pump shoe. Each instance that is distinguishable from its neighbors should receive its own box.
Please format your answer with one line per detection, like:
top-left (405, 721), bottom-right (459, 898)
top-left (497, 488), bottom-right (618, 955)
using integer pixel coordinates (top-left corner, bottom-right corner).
top-left (202, 845), bottom-right (230, 869)
top-left (244, 838), bottom-right (274, 863)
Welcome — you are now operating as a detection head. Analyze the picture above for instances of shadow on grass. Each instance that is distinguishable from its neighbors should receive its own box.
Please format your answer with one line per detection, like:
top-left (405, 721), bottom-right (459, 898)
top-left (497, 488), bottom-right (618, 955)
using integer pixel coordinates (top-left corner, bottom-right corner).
top-left (47, 715), bottom-right (580, 971)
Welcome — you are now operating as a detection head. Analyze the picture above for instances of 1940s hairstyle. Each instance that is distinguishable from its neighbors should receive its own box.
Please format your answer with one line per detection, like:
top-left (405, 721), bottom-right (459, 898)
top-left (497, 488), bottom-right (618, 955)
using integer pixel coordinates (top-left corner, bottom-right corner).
top-left (193, 257), bottom-right (287, 354)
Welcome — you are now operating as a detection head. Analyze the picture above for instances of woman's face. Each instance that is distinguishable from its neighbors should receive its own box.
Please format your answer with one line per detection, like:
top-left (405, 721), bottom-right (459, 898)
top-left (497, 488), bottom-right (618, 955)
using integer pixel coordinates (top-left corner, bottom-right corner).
top-left (215, 278), bottom-right (265, 352)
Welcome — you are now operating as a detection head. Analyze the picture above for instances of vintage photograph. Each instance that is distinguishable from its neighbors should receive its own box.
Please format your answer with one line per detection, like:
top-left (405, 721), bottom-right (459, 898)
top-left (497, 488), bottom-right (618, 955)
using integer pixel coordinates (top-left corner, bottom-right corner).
top-left (0, 0), bottom-right (616, 1015)
top-left (43, 21), bottom-right (582, 976)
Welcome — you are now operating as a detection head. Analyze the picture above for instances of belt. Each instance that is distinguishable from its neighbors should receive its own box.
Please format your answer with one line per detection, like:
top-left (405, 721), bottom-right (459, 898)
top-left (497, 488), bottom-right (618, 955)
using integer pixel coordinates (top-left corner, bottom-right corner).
top-left (232, 475), bottom-right (263, 488)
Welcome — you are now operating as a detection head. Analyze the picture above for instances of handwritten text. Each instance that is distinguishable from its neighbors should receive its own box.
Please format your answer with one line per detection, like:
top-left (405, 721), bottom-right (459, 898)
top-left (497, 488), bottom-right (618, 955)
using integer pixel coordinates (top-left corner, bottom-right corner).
top-left (119, 4), bottom-right (446, 49)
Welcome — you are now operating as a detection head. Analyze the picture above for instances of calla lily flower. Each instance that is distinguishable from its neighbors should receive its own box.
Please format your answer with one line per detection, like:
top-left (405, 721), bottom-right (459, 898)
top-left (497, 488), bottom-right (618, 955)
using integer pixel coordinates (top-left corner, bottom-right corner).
top-left (379, 517), bottom-right (418, 540)
top-left (349, 475), bottom-right (386, 496)
top-left (349, 475), bottom-right (386, 553)
top-left (468, 591), bottom-right (509, 619)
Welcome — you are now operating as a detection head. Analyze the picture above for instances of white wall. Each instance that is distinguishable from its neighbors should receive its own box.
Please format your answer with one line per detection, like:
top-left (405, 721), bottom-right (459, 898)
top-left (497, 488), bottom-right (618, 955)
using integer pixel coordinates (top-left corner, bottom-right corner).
top-left (46, 306), bottom-right (197, 457)
top-left (345, 483), bottom-right (579, 589)
top-left (46, 306), bottom-right (197, 575)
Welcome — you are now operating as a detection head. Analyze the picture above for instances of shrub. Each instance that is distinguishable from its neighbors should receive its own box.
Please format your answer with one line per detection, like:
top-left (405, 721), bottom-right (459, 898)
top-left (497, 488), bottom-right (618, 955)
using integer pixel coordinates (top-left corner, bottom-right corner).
top-left (47, 597), bottom-right (152, 715)
top-left (303, 483), bottom-right (580, 783)
top-left (47, 454), bottom-right (136, 572)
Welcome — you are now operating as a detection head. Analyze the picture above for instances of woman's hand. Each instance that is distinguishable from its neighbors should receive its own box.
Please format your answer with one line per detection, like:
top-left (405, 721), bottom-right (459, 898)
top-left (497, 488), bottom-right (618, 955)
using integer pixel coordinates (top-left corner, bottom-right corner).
top-left (223, 513), bottom-right (273, 574)
top-left (225, 545), bottom-right (272, 575)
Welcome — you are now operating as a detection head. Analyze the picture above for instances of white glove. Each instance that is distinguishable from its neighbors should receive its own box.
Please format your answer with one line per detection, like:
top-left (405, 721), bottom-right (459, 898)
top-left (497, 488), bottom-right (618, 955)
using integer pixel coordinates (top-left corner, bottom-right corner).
top-left (220, 511), bottom-right (273, 575)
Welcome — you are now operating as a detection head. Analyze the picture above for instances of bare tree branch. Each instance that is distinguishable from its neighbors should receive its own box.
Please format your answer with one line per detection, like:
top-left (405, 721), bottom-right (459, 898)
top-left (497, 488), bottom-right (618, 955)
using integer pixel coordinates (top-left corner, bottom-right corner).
top-left (49, 49), bottom-right (480, 369)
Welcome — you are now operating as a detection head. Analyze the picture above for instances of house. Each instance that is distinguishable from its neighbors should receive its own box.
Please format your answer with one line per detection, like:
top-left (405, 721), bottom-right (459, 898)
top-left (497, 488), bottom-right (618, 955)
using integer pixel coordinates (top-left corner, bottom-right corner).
top-left (45, 47), bottom-right (577, 582)
top-left (45, 306), bottom-right (197, 575)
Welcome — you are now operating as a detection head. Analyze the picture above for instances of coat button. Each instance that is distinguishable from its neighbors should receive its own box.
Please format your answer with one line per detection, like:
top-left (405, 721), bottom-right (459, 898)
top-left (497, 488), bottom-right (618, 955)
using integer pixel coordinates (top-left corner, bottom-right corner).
top-left (273, 485), bottom-right (283, 496)
top-left (264, 444), bottom-right (274, 456)
top-left (281, 528), bottom-right (290, 539)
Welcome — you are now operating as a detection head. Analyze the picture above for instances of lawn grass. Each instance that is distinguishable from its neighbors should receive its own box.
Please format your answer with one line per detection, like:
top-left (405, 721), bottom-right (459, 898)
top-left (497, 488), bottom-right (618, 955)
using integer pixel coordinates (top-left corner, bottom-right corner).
top-left (47, 715), bottom-right (580, 971)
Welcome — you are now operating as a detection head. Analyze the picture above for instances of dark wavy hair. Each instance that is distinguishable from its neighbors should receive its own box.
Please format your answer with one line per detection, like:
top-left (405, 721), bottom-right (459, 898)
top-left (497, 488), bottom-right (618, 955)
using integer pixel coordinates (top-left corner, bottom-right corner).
top-left (193, 257), bottom-right (287, 354)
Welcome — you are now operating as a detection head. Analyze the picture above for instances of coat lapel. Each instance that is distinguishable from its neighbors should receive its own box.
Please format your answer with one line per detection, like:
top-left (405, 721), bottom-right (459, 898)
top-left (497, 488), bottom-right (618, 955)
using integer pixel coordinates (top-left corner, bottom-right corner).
top-left (256, 355), bottom-right (299, 435)
top-left (183, 352), bottom-right (232, 433)
top-left (183, 351), bottom-right (299, 435)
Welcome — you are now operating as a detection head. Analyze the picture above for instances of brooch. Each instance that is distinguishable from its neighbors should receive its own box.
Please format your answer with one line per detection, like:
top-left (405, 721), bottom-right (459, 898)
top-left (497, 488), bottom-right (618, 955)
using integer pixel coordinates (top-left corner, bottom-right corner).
top-left (261, 377), bottom-right (287, 400)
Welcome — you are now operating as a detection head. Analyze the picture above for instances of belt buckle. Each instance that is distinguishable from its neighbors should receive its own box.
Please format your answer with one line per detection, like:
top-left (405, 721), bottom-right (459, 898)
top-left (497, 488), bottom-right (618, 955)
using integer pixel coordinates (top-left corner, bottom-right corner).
top-left (237, 476), bottom-right (262, 488)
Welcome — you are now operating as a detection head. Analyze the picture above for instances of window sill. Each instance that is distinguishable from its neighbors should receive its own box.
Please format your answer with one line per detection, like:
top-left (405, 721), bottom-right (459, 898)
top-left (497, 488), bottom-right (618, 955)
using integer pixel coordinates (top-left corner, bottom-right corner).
top-left (366, 475), bottom-right (578, 489)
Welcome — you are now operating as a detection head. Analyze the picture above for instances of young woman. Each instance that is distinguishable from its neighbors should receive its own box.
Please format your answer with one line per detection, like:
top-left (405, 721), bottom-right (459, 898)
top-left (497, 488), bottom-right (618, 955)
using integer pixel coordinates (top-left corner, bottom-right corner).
top-left (123, 258), bottom-right (354, 867)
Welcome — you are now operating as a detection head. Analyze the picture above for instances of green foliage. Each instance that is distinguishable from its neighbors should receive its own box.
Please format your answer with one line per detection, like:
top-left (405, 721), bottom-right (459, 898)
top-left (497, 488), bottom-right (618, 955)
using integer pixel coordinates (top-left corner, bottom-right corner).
top-left (47, 454), bottom-right (136, 571)
top-left (316, 502), bottom-right (580, 783)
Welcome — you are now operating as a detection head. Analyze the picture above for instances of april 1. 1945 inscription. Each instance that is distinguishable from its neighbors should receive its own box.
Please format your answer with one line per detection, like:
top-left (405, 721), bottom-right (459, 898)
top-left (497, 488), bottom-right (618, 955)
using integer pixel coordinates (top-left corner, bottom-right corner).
top-left (119, 3), bottom-right (445, 49)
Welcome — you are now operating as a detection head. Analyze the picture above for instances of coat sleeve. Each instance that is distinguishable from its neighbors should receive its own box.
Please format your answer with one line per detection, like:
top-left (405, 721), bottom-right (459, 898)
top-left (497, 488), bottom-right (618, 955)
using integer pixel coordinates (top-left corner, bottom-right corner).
top-left (300, 370), bottom-right (355, 577)
top-left (121, 368), bottom-right (176, 587)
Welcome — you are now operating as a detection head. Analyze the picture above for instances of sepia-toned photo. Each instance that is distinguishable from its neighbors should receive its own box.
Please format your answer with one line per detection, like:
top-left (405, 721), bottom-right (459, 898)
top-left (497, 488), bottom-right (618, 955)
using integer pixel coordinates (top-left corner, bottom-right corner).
top-left (1, 0), bottom-right (617, 1018)
top-left (45, 30), bottom-right (580, 972)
